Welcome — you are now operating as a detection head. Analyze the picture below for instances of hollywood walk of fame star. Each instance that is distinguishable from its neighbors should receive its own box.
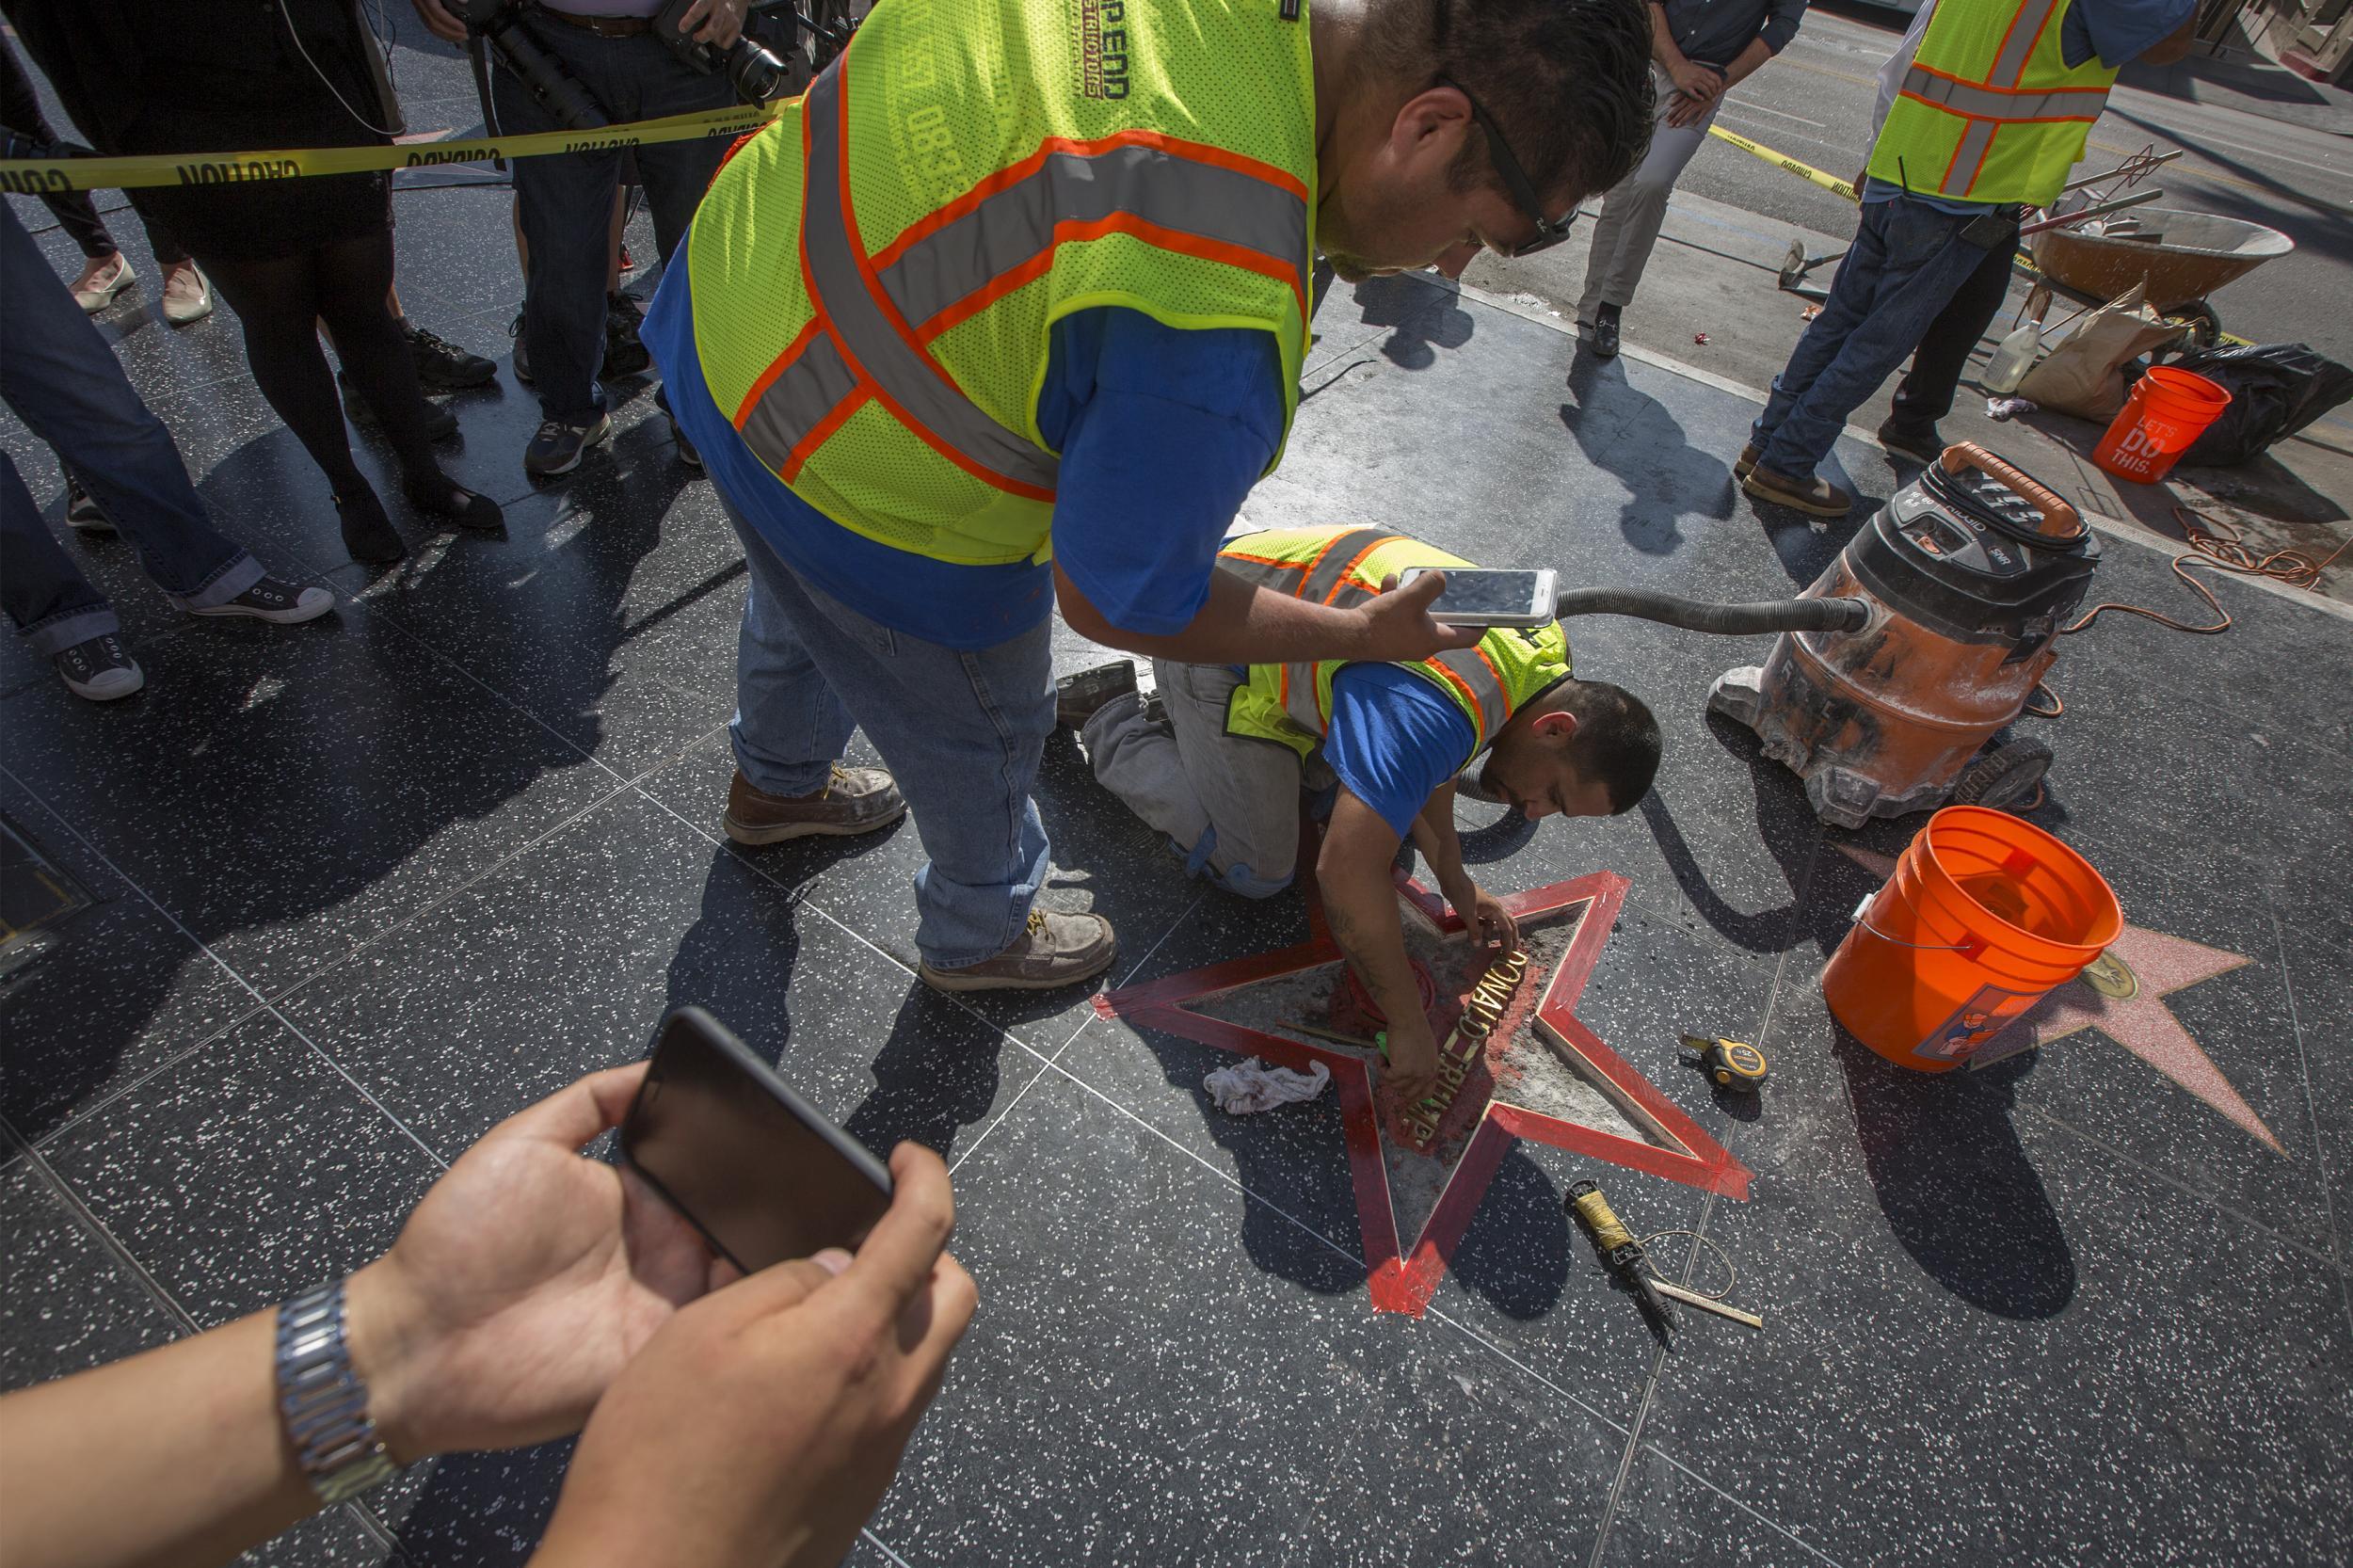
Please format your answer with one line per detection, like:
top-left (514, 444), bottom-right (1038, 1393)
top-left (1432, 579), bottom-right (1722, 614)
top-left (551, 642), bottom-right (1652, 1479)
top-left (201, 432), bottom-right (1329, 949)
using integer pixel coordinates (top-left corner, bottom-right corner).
top-left (1095, 869), bottom-right (1752, 1317)
top-left (1834, 844), bottom-right (2281, 1153)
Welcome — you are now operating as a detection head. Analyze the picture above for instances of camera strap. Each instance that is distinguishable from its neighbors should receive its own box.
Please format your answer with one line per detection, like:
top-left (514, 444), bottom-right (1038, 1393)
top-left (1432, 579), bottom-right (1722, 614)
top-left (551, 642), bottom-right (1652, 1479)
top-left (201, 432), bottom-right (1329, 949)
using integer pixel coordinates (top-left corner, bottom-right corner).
top-left (467, 34), bottom-right (507, 172)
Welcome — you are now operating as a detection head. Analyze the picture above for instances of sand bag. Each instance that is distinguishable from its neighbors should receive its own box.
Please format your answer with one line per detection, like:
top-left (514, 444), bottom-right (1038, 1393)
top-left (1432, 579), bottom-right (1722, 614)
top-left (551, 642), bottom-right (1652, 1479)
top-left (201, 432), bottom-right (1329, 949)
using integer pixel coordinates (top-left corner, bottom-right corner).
top-left (2018, 282), bottom-right (2185, 422)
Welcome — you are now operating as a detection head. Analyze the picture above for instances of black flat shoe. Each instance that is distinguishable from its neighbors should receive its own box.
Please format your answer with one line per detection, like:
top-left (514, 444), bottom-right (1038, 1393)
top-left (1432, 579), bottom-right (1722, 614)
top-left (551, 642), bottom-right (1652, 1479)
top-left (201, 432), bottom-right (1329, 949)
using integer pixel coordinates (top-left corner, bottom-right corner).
top-left (335, 487), bottom-right (406, 564)
top-left (1591, 306), bottom-right (1621, 360)
top-left (402, 473), bottom-right (503, 532)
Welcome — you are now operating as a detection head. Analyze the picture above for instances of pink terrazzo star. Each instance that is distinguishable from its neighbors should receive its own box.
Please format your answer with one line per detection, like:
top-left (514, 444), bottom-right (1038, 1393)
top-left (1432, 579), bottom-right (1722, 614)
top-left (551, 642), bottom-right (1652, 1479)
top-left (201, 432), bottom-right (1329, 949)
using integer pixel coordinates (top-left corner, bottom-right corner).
top-left (1834, 843), bottom-right (2282, 1154)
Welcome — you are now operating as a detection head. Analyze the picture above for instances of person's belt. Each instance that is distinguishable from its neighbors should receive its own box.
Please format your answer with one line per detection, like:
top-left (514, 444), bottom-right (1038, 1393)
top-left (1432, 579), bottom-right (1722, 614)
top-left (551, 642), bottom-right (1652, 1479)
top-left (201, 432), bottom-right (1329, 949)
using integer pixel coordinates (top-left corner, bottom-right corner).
top-left (536, 5), bottom-right (654, 36)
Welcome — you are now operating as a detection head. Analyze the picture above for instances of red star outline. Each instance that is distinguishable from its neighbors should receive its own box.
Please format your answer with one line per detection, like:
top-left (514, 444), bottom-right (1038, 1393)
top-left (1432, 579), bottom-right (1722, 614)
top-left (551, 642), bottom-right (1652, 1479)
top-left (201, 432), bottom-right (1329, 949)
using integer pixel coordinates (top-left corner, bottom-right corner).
top-left (1095, 868), bottom-right (1753, 1317)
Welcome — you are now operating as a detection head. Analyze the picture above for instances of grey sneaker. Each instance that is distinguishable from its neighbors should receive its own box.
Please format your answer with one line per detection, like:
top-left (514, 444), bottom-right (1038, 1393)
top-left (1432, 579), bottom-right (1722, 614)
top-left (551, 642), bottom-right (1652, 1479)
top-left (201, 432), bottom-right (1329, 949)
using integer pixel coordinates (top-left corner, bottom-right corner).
top-left (919, 909), bottom-right (1117, 993)
top-left (723, 766), bottom-right (906, 845)
top-left (55, 633), bottom-right (143, 701)
top-left (524, 412), bottom-right (612, 477)
top-left (188, 576), bottom-right (335, 625)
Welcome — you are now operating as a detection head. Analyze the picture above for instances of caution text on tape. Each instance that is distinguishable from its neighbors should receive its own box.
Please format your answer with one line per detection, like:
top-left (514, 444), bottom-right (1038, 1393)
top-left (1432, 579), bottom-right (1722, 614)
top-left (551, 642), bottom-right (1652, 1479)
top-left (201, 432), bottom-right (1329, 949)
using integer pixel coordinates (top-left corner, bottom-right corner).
top-left (0, 102), bottom-right (785, 195)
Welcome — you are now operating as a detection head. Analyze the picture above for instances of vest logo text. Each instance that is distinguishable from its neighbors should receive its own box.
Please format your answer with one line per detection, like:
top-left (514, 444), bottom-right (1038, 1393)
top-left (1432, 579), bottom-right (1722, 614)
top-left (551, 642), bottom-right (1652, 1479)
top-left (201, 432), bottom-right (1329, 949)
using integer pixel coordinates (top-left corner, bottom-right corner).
top-left (1075, 0), bottom-right (1130, 100)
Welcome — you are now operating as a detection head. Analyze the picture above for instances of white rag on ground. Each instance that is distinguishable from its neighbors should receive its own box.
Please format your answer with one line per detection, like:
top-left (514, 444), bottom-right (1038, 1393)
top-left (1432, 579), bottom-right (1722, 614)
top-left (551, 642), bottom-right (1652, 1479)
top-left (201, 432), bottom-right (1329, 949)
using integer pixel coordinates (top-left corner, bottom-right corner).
top-left (1203, 1058), bottom-right (1331, 1114)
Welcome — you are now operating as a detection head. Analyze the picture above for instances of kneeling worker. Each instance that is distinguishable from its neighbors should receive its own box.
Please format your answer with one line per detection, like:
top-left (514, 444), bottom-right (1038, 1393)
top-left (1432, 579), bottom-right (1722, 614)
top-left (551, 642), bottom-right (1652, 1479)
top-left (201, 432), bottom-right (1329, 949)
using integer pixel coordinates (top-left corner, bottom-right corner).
top-left (1077, 526), bottom-right (1661, 1104)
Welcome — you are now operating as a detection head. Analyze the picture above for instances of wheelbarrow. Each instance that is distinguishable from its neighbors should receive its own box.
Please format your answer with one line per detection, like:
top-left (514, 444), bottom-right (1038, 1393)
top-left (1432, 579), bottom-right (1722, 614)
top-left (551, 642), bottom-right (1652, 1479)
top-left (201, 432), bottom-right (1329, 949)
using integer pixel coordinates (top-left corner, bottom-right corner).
top-left (2028, 205), bottom-right (2294, 347)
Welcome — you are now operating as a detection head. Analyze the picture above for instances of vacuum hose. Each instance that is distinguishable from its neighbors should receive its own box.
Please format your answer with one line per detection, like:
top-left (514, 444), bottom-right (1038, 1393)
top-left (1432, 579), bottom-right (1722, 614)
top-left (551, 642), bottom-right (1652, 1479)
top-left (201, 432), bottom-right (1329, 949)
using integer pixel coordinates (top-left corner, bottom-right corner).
top-left (1551, 587), bottom-right (1871, 635)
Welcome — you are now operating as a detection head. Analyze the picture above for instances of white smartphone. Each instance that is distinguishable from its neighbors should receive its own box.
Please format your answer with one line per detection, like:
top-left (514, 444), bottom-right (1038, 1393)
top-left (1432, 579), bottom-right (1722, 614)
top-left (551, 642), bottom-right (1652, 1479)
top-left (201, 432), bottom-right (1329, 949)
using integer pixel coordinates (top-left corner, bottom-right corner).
top-left (1396, 567), bottom-right (1558, 628)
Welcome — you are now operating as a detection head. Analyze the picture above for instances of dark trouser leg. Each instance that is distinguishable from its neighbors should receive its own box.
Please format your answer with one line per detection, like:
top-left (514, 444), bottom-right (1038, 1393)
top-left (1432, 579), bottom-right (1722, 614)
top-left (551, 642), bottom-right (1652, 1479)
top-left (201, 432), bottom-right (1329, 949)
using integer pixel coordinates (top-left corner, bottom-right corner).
top-left (0, 41), bottom-right (117, 261)
top-left (494, 24), bottom-right (622, 424)
top-left (311, 226), bottom-right (444, 484)
top-left (200, 250), bottom-right (371, 495)
top-left (0, 204), bottom-right (255, 606)
top-left (0, 451), bottom-right (117, 656)
top-left (1891, 230), bottom-right (2018, 432)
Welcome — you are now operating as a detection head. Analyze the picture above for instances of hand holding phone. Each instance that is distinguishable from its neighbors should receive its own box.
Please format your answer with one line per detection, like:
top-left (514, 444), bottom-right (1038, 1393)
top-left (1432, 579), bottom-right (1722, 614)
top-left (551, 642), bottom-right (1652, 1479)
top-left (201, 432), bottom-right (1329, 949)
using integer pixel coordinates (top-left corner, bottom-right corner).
top-left (536, 1141), bottom-right (975, 1568)
top-left (1395, 567), bottom-right (1558, 628)
top-left (620, 1006), bottom-right (893, 1272)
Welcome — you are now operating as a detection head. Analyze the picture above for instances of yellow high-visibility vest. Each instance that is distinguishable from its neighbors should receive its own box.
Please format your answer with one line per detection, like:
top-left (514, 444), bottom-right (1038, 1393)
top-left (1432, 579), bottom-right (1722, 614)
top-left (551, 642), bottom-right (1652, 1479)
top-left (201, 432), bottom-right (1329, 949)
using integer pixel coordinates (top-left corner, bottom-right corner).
top-left (683, 0), bottom-right (1315, 568)
top-left (1867, 0), bottom-right (2119, 207)
top-left (1218, 527), bottom-right (1572, 763)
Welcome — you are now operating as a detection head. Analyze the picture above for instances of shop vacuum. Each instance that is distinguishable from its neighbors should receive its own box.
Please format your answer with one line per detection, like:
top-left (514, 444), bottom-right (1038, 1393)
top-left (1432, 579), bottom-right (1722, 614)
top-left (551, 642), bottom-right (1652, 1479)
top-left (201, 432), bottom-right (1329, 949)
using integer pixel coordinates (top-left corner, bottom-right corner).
top-left (1549, 446), bottom-right (2094, 827)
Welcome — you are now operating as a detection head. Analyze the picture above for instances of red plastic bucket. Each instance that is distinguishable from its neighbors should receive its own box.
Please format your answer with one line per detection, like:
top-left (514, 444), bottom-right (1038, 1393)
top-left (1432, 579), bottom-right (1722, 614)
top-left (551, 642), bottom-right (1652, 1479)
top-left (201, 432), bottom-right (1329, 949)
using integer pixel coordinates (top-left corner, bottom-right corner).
top-left (1821, 807), bottom-right (2122, 1072)
top-left (2092, 367), bottom-right (2231, 484)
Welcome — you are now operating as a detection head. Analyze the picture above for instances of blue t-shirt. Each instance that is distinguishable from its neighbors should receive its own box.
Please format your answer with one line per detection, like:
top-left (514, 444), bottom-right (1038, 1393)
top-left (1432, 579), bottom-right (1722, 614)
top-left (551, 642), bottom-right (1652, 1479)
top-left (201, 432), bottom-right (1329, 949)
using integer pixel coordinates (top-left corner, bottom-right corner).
top-left (1322, 664), bottom-right (1477, 841)
top-left (644, 261), bottom-right (1284, 651)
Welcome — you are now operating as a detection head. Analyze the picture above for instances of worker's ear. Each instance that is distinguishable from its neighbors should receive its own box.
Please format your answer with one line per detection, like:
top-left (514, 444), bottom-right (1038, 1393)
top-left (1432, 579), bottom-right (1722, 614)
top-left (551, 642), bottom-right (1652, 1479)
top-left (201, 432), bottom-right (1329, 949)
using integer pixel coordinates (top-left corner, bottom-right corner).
top-left (1531, 711), bottom-right (1579, 745)
top-left (1389, 84), bottom-right (1477, 179)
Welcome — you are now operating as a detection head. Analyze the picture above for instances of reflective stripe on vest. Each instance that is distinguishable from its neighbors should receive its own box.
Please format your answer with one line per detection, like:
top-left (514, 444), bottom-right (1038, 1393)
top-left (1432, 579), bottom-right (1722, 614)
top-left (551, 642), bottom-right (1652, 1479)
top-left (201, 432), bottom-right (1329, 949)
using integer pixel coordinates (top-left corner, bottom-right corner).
top-left (1874, 0), bottom-right (2116, 202)
top-left (1219, 529), bottom-right (1515, 747)
top-left (801, 62), bottom-right (1061, 499)
top-left (734, 57), bottom-right (1314, 505)
top-left (1896, 64), bottom-right (2105, 124)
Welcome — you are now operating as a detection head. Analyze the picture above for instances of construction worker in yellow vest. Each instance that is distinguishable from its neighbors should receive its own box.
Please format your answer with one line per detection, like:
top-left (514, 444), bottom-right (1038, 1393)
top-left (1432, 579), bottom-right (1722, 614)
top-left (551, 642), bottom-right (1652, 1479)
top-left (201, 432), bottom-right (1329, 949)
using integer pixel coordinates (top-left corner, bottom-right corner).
top-left (642, 0), bottom-right (1657, 994)
top-left (1074, 527), bottom-right (1661, 1105)
top-left (1737, 0), bottom-right (2194, 519)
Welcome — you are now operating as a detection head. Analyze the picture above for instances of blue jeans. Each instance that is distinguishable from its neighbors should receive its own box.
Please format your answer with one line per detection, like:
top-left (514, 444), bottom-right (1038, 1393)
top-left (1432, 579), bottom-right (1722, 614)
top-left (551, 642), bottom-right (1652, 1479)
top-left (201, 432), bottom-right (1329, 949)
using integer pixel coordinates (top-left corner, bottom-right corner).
top-left (494, 24), bottom-right (735, 424)
top-left (1752, 197), bottom-right (2002, 481)
top-left (724, 504), bottom-right (1055, 968)
top-left (0, 206), bottom-right (258, 657)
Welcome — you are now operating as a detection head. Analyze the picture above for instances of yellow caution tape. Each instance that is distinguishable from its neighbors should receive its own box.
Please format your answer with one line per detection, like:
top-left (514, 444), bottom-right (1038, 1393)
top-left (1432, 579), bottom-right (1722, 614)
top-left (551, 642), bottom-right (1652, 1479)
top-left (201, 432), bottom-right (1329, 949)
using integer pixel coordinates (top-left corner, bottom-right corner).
top-left (0, 101), bottom-right (785, 195)
top-left (1705, 124), bottom-right (1861, 201)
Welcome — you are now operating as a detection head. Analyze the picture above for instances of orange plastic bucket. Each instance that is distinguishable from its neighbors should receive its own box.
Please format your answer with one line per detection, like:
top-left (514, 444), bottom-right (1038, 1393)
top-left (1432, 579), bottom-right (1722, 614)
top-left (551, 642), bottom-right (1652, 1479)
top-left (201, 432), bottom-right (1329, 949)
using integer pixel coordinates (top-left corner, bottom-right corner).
top-left (2092, 366), bottom-right (2231, 484)
top-left (1821, 807), bottom-right (2122, 1072)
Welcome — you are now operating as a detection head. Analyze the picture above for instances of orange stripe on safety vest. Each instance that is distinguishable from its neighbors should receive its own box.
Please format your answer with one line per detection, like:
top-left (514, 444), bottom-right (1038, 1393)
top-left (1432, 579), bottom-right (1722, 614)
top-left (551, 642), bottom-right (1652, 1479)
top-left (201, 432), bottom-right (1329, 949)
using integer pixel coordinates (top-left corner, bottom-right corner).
top-left (1424, 658), bottom-right (1487, 736)
top-left (1473, 646), bottom-right (1511, 718)
top-left (914, 214), bottom-right (1306, 342)
top-left (802, 61), bottom-right (1057, 503)
top-left (1323, 536), bottom-right (1399, 604)
top-left (870, 129), bottom-right (1310, 274)
top-left (781, 387), bottom-right (869, 483)
top-left (735, 316), bottom-right (824, 428)
top-left (1219, 550), bottom-right (1306, 571)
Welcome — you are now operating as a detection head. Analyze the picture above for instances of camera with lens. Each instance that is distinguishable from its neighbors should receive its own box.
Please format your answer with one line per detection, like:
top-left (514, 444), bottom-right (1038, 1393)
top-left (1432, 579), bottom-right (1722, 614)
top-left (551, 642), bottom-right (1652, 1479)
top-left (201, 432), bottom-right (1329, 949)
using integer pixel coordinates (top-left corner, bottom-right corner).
top-left (450, 0), bottom-right (611, 131)
top-left (652, 0), bottom-right (792, 104)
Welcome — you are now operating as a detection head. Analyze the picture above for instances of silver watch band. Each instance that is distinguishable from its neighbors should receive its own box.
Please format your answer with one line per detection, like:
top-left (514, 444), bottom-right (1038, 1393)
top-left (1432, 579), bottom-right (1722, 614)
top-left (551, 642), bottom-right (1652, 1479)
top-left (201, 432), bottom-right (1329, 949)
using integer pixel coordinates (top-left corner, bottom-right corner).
top-left (276, 1280), bottom-right (400, 1503)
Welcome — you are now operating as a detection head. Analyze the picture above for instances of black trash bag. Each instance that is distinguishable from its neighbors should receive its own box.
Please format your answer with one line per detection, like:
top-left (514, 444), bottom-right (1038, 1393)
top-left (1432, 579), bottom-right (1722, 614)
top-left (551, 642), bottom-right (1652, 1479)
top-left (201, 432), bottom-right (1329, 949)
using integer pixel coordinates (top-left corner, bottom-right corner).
top-left (2158, 344), bottom-right (2353, 467)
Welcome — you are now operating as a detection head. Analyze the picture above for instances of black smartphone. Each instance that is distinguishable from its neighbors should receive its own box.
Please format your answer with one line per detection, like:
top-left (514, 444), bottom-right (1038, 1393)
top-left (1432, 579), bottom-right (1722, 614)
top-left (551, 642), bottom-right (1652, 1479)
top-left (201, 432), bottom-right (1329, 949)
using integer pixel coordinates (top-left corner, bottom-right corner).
top-left (619, 1006), bottom-right (892, 1273)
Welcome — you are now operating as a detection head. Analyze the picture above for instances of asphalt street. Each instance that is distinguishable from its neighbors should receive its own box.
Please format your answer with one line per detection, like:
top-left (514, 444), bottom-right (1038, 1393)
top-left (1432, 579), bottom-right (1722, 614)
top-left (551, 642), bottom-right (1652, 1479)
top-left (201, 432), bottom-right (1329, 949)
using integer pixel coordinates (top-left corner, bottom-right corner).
top-left (1667, 4), bottom-right (2353, 364)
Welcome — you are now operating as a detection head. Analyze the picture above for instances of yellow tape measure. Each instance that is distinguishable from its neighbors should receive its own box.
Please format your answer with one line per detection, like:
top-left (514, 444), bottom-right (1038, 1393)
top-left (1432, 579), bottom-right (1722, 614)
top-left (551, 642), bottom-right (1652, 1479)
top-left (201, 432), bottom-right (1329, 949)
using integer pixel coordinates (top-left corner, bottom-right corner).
top-left (0, 102), bottom-right (785, 194)
top-left (1682, 1033), bottom-right (1768, 1091)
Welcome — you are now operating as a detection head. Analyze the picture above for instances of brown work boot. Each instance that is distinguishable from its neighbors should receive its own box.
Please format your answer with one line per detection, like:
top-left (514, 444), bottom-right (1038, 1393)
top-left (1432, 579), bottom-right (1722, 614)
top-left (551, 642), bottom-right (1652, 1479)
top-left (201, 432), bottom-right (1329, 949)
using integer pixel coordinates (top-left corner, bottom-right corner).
top-left (919, 909), bottom-right (1117, 993)
top-left (1733, 442), bottom-right (1762, 480)
top-left (1055, 660), bottom-right (1138, 730)
top-left (1741, 464), bottom-right (1854, 519)
top-left (723, 766), bottom-right (905, 845)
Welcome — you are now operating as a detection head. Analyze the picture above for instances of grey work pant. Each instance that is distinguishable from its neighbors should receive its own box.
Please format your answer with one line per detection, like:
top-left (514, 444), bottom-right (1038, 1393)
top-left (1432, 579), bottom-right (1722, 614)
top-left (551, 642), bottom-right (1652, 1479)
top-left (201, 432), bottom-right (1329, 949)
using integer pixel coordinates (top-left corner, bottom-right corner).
top-left (1080, 660), bottom-right (1305, 900)
top-left (1577, 63), bottom-right (1722, 322)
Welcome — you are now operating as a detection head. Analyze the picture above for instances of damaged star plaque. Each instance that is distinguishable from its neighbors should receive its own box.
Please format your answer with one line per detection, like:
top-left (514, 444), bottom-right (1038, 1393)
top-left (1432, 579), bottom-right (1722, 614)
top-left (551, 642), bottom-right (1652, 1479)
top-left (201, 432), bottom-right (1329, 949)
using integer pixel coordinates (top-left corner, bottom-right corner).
top-left (1095, 869), bottom-right (1753, 1316)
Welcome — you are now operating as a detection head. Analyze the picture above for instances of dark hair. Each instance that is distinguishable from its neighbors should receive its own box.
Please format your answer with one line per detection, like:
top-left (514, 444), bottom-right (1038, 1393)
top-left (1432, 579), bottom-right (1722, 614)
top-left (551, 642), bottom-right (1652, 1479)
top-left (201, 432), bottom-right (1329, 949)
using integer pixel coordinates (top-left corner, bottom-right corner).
top-left (1415, 0), bottom-right (1657, 207)
top-left (1555, 679), bottom-right (1660, 813)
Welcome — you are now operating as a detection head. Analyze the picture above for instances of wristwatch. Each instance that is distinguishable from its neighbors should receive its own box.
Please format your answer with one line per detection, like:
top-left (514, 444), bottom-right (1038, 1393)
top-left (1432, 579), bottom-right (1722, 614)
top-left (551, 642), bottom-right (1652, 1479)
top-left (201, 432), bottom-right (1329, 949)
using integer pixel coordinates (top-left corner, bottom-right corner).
top-left (276, 1280), bottom-right (400, 1503)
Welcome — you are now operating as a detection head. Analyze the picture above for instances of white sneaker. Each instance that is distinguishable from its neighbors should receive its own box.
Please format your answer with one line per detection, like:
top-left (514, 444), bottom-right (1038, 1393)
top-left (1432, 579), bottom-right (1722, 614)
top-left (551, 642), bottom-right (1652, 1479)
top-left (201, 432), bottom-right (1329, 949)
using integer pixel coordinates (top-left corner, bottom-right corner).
top-left (54, 633), bottom-right (145, 701)
top-left (72, 253), bottom-right (136, 313)
top-left (160, 262), bottom-right (214, 326)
